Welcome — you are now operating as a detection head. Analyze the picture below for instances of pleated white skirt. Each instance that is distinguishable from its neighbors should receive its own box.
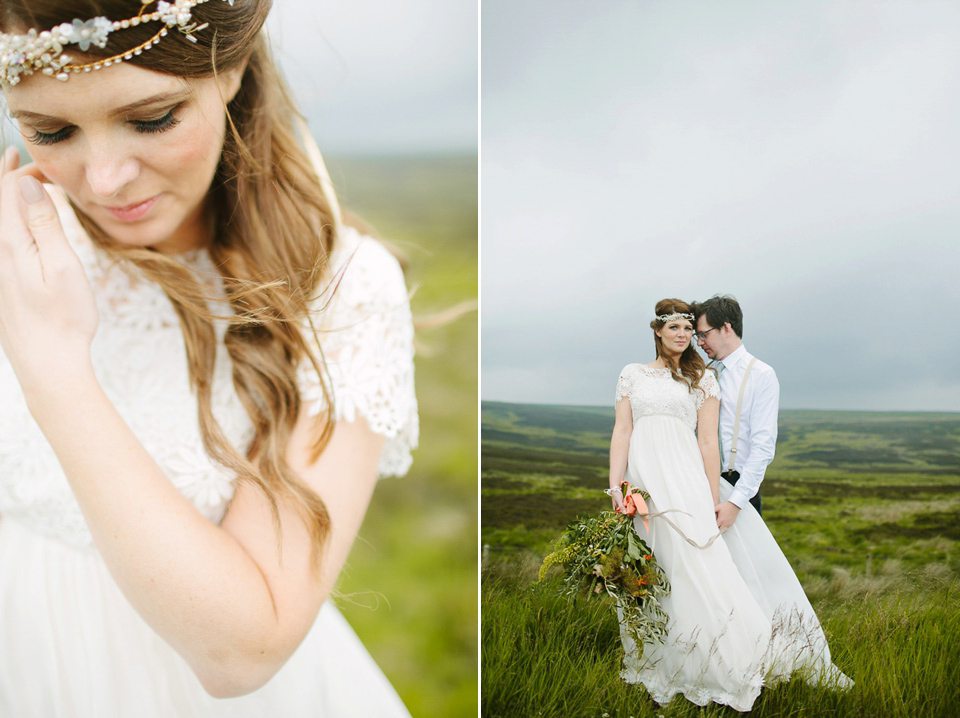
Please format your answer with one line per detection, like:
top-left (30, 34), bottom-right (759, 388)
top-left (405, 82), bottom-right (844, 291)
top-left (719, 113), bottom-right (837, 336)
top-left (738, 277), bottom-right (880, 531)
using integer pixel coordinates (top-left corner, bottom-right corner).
top-left (619, 415), bottom-right (851, 711)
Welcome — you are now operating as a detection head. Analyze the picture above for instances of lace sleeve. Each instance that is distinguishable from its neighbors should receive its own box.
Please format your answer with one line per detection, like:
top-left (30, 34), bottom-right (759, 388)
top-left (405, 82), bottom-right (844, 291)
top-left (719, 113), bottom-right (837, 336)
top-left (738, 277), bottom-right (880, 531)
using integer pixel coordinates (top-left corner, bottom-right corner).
top-left (615, 365), bottom-right (634, 403)
top-left (297, 228), bottom-right (418, 478)
top-left (695, 371), bottom-right (721, 410)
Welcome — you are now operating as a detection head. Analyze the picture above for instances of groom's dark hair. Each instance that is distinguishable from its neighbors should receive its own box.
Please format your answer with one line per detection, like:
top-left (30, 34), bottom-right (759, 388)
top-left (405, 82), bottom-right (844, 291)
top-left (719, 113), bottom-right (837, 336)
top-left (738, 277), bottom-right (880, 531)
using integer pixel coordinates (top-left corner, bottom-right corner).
top-left (691, 295), bottom-right (743, 338)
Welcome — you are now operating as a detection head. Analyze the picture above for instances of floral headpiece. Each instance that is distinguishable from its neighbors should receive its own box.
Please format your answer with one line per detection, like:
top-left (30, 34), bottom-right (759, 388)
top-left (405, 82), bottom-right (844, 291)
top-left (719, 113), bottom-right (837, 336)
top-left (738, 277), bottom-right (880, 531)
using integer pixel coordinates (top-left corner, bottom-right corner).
top-left (656, 312), bottom-right (694, 323)
top-left (0, 0), bottom-right (234, 85)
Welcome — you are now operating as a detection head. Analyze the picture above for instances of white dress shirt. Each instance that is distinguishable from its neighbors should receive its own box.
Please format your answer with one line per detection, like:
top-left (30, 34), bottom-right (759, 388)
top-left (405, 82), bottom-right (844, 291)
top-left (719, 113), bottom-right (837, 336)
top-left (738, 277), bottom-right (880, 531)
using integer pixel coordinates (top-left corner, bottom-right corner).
top-left (715, 345), bottom-right (780, 509)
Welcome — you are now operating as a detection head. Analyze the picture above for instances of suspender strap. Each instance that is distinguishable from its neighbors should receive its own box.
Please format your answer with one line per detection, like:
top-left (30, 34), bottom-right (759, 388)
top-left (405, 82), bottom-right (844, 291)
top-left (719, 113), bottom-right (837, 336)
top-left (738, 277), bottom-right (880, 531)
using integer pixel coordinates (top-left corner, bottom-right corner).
top-left (728, 357), bottom-right (757, 467)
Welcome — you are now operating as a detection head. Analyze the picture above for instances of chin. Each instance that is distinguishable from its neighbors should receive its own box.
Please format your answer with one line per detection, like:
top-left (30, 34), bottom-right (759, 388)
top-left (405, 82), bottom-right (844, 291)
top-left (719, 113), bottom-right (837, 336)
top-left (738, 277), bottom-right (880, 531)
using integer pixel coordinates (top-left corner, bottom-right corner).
top-left (102, 220), bottom-right (177, 250)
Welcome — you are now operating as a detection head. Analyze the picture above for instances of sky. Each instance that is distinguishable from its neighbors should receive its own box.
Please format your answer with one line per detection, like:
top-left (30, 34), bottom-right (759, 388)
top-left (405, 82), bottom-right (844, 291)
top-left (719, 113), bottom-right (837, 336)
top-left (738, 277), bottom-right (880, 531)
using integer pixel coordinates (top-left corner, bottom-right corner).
top-left (481, 1), bottom-right (960, 413)
top-left (267, 0), bottom-right (477, 154)
top-left (0, 1), bottom-right (477, 156)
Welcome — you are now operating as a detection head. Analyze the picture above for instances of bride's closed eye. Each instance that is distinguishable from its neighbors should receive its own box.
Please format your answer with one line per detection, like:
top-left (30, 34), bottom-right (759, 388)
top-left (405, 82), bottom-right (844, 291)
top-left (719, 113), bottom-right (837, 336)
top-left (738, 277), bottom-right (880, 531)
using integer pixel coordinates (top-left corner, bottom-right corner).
top-left (25, 105), bottom-right (183, 146)
top-left (133, 107), bottom-right (182, 135)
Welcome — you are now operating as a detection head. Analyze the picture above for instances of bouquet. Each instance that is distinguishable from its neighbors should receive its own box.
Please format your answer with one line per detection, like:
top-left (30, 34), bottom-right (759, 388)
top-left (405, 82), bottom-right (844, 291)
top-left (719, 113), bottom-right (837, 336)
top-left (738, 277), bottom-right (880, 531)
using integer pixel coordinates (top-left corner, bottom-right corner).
top-left (539, 482), bottom-right (670, 649)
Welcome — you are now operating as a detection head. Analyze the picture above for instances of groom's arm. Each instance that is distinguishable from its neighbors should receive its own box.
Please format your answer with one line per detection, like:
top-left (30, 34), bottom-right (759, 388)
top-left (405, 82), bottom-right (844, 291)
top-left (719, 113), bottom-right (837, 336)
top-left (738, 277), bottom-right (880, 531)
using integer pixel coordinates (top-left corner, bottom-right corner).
top-left (727, 367), bottom-right (780, 509)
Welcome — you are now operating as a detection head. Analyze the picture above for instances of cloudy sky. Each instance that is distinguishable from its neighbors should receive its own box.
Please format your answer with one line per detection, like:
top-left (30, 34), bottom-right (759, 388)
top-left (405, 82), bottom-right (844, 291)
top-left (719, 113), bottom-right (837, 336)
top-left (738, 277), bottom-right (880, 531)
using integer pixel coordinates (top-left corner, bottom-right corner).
top-left (268, 0), bottom-right (477, 154)
top-left (481, 1), bottom-right (960, 412)
top-left (0, 1), bottom-right (477, 155)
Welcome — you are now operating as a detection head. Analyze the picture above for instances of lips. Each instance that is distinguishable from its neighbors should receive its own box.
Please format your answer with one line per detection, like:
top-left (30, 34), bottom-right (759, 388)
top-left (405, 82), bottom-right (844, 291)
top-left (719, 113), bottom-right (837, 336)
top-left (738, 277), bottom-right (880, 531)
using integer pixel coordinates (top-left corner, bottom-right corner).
top-left (104, 194), bottom-right (160, 222)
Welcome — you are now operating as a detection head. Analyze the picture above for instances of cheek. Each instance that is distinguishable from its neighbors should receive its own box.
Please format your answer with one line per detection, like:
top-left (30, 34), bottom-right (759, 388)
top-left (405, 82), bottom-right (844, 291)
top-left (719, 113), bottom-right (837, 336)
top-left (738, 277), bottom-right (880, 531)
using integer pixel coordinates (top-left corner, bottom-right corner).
top-left (158, 113), bottom-right (225, 185)
top-left (27, 148), bottom-right (86, 199)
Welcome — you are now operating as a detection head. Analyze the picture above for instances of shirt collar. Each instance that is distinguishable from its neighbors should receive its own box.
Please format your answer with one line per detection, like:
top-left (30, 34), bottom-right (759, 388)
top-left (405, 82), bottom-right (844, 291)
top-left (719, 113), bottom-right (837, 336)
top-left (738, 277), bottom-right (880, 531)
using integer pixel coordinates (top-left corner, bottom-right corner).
top-left (721, 344), bottom-right (748, 368)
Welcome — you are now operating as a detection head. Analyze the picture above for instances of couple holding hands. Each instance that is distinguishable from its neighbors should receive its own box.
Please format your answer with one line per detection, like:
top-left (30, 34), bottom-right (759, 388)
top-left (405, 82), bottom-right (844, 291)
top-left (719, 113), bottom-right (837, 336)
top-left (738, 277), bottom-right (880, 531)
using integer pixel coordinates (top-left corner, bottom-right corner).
top-left (608, 296), bottom-right (851, 712)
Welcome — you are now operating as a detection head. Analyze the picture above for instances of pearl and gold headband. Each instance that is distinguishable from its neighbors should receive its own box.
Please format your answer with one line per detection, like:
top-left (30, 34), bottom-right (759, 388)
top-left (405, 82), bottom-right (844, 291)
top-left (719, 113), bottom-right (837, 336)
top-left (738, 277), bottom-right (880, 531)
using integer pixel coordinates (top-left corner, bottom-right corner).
top-left (656, 312), bottom-right (694, 322)
top-left (0, 0), bottom-right (234, 85)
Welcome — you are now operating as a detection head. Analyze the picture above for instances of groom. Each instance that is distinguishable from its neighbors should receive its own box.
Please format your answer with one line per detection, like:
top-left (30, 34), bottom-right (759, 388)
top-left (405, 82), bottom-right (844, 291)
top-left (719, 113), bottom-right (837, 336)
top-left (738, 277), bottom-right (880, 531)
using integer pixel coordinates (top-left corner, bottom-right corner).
top-left (692, 296), bottom-right (780, 532)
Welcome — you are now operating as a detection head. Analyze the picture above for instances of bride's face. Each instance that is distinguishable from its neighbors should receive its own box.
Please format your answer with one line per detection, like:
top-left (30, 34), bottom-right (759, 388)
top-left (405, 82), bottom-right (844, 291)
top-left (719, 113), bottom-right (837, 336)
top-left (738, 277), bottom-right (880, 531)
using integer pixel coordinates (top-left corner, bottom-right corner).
top-left (4, 61), bottom-right (243, 253)
top-left (656, 319), bottom-right (693, 358)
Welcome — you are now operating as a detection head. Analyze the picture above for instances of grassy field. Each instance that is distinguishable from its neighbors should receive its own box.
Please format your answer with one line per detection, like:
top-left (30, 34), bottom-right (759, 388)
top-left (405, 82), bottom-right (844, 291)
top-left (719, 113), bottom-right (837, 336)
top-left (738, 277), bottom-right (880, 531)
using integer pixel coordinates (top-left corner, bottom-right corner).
top-left (326, 155), bottom-right (477, 716)
top-left (481, 400), bottom-right (960, 717)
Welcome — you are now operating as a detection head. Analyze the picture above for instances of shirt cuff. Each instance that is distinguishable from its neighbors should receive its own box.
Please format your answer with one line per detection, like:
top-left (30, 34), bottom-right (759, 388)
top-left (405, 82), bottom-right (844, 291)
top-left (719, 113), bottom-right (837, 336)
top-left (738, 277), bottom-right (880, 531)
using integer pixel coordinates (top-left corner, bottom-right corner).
top-left (727, 487), bottom-right (751, 509)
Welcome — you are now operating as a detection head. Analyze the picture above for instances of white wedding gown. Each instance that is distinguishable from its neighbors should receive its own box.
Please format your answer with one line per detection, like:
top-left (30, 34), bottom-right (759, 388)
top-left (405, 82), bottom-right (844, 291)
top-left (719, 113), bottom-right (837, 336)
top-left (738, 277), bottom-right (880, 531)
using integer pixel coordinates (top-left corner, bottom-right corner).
top-left (0, 197), bottom-right (418, 718)
top-left (615, 364), bottom-right (850, 712)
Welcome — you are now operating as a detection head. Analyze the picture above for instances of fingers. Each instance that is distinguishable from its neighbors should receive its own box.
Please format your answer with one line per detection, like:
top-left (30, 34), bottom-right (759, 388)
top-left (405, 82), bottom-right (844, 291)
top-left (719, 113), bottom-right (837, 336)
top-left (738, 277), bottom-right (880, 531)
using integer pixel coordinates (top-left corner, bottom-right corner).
top-left (0, 146), bottom-right (20, 204)
top-left (17, 160), bottom-right (51, 185)
top-left (0, 152), bottom-right (33, 256)
top-left (1, 146), bottom-right (19, 173)
top-left (17, 175), bottom-right (72, 271)
top-left (0, 146), bottom-right (51, 185)
top-left (0, 155), bottom-right (72, 278)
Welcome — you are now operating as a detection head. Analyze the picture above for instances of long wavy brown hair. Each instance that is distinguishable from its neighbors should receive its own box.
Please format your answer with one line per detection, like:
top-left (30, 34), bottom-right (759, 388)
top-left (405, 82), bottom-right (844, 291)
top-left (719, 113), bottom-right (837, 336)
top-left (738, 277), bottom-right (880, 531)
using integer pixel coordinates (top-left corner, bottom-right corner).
top-left (0, 0), bottom-right (339, 562)
top-left (649, 298), bottom-right (707, 396)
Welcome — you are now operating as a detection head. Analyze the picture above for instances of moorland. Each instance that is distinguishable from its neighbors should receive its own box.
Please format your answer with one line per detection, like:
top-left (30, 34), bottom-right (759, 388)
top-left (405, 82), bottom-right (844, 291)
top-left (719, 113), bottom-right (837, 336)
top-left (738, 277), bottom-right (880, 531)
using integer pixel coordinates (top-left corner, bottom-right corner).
top-left (481, 400), bottom-right (960, 718)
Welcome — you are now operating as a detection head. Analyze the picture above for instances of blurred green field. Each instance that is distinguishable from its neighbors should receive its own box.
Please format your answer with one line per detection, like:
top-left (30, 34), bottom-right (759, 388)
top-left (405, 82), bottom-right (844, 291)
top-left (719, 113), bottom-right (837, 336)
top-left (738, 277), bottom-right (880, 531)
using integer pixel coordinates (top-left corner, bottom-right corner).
top-left (328, 155), bottom-right (477, 716)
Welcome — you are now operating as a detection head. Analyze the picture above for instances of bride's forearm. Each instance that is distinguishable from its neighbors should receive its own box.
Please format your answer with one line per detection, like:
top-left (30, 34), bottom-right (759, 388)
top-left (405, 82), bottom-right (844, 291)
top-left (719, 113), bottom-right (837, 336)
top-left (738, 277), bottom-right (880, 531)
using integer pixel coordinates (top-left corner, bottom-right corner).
top-left (698, 438), bottom-right (721, 504)
top-left (609, 428), bottom-right (630, 489)
top-left (22, 364), bottom-right (288, 694)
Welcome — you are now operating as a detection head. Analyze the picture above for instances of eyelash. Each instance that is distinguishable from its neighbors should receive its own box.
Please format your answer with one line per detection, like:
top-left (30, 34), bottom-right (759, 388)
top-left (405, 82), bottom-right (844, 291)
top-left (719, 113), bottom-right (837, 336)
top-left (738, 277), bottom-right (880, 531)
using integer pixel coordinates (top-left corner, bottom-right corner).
top-left (26, 107), bottom-right (182, 147)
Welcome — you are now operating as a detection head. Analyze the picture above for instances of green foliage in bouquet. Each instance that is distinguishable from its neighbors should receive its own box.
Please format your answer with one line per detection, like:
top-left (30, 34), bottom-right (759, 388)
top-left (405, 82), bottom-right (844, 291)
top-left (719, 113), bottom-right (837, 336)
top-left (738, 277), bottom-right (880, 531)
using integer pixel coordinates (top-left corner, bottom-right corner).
top-left (539, 509), bottom-right (670, 651)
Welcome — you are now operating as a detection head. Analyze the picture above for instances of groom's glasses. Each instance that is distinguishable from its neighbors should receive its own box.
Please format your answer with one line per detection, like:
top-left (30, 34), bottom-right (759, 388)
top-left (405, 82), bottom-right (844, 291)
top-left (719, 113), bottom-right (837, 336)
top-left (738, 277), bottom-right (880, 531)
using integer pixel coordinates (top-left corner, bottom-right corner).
top-left (694, 327), bottom-right (719, 342)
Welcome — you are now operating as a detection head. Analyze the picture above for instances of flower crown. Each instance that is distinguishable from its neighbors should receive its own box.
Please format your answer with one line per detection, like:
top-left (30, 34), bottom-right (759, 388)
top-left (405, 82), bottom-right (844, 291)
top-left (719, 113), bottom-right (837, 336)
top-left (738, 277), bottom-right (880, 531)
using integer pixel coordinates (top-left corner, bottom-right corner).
top-left (0, 0), bottom-right (234, 86)
top-left (656, 312), bottom-right (694, 322)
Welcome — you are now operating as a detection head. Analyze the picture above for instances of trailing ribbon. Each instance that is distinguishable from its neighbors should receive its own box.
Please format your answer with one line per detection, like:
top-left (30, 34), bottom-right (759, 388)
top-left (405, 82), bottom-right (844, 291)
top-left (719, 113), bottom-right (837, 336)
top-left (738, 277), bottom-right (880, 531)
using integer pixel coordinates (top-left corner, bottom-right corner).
top-left (615, 481), bottom-right (649, 532)
top-left (609, 481), bottom-right (722, 549)
top-left (652, 511), bottom-right (722, 550)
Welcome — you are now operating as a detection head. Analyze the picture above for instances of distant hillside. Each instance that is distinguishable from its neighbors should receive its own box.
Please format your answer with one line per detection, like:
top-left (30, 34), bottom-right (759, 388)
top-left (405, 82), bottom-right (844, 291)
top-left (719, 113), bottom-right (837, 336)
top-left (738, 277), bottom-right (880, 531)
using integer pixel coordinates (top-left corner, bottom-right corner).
top-left (482, 401), bottom-right (960, 475)
top-left (481, 401), bottom-right (960, 576)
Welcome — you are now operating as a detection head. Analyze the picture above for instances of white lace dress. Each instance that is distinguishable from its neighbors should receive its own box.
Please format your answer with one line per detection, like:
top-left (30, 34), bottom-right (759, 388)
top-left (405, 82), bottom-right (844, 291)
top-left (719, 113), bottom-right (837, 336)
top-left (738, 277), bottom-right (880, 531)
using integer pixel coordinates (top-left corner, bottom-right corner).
top-left (615, 364), bottom-right (850, 712)
top-left (0, 205), bottom-right (418, 717)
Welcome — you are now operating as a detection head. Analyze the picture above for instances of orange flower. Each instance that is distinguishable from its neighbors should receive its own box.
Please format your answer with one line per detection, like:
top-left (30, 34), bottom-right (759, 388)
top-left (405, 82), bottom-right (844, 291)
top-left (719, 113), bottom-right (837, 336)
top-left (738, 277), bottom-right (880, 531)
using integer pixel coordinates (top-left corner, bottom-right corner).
top-left (618, 481), bottom-right (650, 533)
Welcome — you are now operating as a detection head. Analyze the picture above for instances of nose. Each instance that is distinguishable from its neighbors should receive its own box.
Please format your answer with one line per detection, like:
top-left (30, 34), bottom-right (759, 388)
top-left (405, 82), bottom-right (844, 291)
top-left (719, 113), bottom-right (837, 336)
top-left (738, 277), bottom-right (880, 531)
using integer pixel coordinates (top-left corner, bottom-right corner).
top-left (85, 141), bottom-right (139, 199)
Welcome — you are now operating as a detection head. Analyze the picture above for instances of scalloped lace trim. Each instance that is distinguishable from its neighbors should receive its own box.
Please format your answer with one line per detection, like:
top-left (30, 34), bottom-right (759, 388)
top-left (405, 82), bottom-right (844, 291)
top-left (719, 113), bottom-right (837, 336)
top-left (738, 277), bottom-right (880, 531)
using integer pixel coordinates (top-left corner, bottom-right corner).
top-left (0, 205), bottom-right (417, 547)
top-left (615, 364), bottom-right (719, 431)
top-left (296, 228), bottom-right (418, 478)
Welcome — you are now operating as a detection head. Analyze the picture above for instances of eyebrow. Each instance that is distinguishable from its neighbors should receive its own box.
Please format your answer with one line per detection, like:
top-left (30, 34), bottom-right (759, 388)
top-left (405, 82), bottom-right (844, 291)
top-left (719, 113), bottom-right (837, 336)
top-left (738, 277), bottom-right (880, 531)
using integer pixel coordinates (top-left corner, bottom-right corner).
top-left (9, 91), bottom-right (189, 124)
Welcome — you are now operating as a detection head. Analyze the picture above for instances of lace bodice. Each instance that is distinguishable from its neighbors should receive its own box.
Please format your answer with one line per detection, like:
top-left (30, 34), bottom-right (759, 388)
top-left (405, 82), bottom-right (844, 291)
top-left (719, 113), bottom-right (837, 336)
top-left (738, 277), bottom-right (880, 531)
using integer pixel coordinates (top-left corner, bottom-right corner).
top-left (0, 208), bottom-right (417, 548)
top-left (615, 364), bottom-right (719, 432)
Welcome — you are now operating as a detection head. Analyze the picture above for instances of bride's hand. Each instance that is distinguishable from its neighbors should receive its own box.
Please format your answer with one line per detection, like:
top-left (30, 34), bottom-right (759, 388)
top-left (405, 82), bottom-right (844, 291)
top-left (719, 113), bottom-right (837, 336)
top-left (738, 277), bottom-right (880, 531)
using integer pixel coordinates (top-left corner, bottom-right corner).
top-left (715, 501), bottom-right (740, 532)
top-left (0, 147), bottom-right (99, 393)
top-left (608, 487), bottom-right (625, 512)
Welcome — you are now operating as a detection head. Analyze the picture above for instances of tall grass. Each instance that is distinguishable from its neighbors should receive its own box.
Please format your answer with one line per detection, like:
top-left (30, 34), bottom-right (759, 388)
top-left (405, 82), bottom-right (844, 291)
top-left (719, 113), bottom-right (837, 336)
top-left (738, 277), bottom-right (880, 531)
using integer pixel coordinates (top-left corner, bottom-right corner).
top-left (482, 563), bottom-right (960, 718)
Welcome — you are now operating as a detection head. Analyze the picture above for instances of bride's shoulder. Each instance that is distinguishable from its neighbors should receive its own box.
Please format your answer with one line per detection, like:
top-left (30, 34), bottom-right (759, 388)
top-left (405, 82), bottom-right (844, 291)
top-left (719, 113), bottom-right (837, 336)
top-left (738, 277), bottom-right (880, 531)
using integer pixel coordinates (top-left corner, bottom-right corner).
top-left (329, 226), bottom-right (406, 291)
top-left (618, 363), bottom-right (645, 380)
top-left (616, 363), bottom-right (641, 396)
top-left (697, 369), bottom-right (721, 399)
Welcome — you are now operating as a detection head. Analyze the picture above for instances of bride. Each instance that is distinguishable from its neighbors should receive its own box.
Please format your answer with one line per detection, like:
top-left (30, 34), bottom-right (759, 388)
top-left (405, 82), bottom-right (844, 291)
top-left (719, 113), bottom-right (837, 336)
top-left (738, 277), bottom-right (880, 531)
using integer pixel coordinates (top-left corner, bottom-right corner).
top-left (608, 298), bottom-right (851, 712)
top-left (0, 0), bottom-right (416, 715)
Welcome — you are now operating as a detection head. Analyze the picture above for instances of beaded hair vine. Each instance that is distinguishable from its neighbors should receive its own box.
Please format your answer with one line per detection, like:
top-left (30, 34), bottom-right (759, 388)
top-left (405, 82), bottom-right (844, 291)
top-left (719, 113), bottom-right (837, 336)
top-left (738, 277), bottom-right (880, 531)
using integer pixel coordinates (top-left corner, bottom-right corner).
top-left (0, 0), bottom-right (235, 85)
top-left (656, 312), bottom-right (694, 322)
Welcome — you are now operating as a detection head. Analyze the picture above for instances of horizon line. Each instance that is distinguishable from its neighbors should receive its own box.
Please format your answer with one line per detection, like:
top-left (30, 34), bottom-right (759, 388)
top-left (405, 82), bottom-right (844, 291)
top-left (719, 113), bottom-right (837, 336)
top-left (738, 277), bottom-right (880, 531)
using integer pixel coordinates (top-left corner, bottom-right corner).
top-left (480, 398), bottom-right (960, 416)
